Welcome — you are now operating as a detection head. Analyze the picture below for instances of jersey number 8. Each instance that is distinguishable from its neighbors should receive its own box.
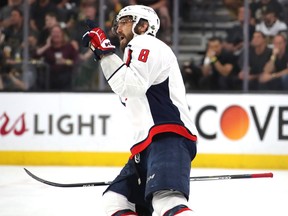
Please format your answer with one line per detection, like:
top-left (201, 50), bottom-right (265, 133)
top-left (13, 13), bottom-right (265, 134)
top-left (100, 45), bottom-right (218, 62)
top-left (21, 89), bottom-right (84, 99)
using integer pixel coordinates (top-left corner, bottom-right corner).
top-left (138, 49), bottom-right (150, 63)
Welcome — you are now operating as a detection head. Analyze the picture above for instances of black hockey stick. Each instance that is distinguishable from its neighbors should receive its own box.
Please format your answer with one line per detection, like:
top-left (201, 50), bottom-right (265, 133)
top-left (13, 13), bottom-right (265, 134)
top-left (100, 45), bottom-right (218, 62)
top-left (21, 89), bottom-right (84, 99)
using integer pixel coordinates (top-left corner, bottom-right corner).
top-left (24, 168), bottom-right (273, 188)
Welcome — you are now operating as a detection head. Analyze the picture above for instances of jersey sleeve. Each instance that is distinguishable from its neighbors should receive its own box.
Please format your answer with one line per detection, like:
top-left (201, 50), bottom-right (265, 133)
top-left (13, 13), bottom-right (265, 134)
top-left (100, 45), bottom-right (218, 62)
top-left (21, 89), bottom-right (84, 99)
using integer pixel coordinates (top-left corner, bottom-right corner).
top-left (100, 37), bottom-right (162, 98)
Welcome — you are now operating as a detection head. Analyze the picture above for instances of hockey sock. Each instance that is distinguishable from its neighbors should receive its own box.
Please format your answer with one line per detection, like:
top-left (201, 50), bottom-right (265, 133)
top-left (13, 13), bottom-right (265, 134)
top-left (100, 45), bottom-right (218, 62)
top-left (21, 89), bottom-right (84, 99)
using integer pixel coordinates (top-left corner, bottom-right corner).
top-left (112, 209), bottom-right (138, 216)
top-left (163, 204), bottom-right (192, 216)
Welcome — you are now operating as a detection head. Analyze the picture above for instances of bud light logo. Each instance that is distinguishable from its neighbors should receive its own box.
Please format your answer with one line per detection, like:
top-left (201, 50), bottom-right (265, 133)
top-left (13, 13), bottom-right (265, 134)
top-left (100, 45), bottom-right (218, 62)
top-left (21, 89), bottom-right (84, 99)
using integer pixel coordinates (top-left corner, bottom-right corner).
top-left (0, 112), bottom-right (110, 137)
top-left (0, 113), bottom-right (28, 136)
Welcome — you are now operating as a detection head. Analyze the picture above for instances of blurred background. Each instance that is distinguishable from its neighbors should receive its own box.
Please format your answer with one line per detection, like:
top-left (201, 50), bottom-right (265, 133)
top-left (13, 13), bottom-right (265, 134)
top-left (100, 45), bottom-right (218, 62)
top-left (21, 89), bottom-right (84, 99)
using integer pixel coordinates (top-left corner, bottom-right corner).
top-left (0, 1), bottom-right (288, 215)
top-left (0, 0), bottom-right (287, 179)
top-left (1, 0), bottom-right (288, 92)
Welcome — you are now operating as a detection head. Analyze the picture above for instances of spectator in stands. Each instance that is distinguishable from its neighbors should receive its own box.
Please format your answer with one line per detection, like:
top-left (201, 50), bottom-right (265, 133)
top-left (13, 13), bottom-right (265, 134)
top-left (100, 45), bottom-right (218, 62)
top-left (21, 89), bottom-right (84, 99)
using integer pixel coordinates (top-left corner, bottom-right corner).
top-left (237, 31), bottom-right (272, 90)
top-left (0, 65), bottom-right (35, 91)
top-left (30, 0), bottom-right (58, 34)
top-left (200, 37), bottom-right (240, 90)
top-left (250, 0), bottom-right (283, 24)
top-left (222, 0), bottom-right (243, 20)
top-left (0, 0), bottom-right (23, 29)
top-left (37, 12), bottom-right (60, 47)
top-left (71, 0), bottom-right (100, 90)
top-left (224, 5), bottom-right (255, 55)
top-left (36, 25), bottom-right (79, 90)
top-left (1, 7), bottom-right (24, 60)
top-left (129, 0), bottom-right (172, 44)
top-left (0, 7), bottom-right (38, 91)
top-left (0, 37), bottom-right (36, 91)
top-left (71, 0), bottom-right (98, 49)
top-left (255, 9), bottom-right (287, 47)
top-left (54, 0), bottom-right (78, 31)
top-left (259, 33), bottom-right (288, 90)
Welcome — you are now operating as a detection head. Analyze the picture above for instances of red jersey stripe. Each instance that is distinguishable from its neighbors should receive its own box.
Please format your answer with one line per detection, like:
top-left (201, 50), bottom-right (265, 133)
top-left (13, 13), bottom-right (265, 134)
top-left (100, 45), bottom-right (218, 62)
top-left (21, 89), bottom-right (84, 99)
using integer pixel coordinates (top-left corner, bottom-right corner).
top-left (130, 124), bottom-right (197, 159)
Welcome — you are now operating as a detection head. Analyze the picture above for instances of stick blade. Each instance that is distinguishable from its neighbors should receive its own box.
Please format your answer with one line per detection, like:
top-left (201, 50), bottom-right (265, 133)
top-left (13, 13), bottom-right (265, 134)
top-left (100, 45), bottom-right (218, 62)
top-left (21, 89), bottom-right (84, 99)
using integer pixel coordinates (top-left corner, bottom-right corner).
top-left (24, 168), bottom-right (69, 187)
top-left (24, 168), bottom-right (111, 187)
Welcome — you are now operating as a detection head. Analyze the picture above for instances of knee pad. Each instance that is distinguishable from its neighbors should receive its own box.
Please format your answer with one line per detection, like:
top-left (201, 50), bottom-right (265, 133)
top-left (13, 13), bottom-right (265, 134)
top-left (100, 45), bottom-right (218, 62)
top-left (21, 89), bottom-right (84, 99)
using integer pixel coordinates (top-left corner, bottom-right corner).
top-left (152, 190), bottom-right (192, 216)
top-left (102, 191), bottom-right (137, 215)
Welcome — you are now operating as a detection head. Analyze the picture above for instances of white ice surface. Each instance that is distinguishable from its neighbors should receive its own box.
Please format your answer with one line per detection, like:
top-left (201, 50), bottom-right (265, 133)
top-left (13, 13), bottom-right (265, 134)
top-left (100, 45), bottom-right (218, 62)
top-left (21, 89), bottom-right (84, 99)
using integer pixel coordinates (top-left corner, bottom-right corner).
top-left (0, 166), bottom-right (287, 216)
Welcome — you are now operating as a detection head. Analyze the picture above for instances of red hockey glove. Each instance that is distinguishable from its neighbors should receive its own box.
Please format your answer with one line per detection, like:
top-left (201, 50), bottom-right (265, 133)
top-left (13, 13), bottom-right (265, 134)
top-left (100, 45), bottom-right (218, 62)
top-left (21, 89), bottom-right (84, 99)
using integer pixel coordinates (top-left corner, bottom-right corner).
top-left (82, 20), bottom-right (115, 60)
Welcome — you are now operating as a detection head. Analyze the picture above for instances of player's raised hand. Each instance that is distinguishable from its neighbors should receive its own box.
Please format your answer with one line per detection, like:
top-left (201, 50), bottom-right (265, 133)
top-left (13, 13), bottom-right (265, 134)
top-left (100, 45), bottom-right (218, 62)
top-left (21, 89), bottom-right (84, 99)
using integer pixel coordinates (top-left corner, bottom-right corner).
top-left (82, 19), bottom-right (115, 60)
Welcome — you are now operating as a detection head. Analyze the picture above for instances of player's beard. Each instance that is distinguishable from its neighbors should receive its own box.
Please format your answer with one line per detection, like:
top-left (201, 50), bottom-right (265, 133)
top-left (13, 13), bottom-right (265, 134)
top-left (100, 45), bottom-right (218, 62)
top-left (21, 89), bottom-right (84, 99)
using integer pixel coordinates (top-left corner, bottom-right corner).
top-left (119, 31), bottom-right (134, 52)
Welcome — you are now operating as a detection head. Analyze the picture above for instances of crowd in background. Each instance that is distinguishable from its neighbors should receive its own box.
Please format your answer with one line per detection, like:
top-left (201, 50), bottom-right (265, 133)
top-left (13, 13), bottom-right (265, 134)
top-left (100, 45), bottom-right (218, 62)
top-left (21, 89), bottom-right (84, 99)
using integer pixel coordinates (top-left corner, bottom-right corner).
top-left (0, 0), bottom-right (287, 92)
top-left (182, 0), bottom-right (288, 91)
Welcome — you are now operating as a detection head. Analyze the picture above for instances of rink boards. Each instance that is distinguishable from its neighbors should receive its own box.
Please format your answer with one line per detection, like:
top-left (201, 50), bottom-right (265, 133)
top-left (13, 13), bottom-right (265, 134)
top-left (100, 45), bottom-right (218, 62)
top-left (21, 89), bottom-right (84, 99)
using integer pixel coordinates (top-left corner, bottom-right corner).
top-left (0, 93), bottom-right (287, 169)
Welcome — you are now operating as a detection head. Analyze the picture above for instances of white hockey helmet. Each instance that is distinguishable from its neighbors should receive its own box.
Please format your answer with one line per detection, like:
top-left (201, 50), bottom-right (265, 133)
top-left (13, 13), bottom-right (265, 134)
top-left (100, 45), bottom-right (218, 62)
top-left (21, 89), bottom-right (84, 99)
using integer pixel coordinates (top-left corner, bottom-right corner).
top-left (114, 5), bottom-right (160, 37)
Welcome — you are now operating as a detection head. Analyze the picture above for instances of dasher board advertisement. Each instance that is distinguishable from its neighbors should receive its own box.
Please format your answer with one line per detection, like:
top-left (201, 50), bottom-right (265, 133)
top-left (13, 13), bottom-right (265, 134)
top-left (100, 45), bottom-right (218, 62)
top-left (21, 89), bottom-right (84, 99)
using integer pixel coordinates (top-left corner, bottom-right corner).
top-left (0, 93), bottom-right (287, 168)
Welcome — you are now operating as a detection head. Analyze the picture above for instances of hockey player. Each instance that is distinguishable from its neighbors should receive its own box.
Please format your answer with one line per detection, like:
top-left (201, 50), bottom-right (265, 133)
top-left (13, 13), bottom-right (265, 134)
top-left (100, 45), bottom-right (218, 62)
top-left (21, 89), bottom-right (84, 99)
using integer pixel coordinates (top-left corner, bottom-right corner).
top-left (82, 5), bottom-right (198, 216)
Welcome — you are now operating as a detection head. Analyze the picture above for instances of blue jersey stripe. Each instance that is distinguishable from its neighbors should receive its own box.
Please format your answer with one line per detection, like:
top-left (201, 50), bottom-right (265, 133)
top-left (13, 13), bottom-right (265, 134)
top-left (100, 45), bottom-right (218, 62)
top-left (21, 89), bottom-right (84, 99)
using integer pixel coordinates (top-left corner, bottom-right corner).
top-left (146, 78), bottom-right (183, 125)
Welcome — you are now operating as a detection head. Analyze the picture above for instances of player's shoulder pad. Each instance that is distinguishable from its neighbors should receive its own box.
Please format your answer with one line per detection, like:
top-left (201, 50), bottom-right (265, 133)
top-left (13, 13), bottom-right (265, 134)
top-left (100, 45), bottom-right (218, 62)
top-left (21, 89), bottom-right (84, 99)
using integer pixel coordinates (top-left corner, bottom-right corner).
top-left (130, 34), bottom-right (158, 47)
top-left (130, 35), bottom-right (168, 56)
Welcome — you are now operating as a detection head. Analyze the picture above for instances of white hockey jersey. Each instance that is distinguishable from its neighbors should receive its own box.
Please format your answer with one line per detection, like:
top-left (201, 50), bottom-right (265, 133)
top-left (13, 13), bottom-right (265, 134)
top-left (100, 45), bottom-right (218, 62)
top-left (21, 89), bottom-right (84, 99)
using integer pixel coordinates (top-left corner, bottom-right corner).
top-left (100, 34), bottom-right (198, 158)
